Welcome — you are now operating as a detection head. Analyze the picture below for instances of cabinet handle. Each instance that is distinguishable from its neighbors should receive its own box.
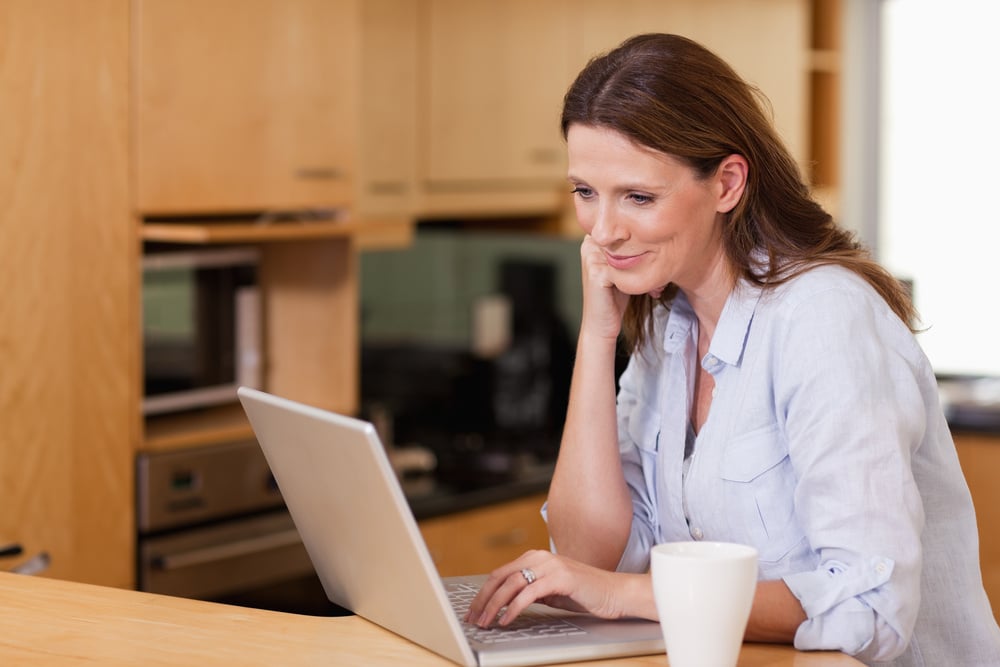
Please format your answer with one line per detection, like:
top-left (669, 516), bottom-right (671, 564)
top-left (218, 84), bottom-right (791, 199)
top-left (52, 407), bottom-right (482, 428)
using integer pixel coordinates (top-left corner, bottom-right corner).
top-left (294, 167), bottom-right (344, 180)
top-left (152, 529), bottom-right (303, 571)
top-left (367, 181), bottom-right (409, 195)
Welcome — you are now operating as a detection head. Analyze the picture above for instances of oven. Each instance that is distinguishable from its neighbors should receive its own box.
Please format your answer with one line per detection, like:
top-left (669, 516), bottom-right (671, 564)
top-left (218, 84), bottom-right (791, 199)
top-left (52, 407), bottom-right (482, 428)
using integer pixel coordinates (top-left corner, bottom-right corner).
top-left (136, 439), bottom-right (348, 616)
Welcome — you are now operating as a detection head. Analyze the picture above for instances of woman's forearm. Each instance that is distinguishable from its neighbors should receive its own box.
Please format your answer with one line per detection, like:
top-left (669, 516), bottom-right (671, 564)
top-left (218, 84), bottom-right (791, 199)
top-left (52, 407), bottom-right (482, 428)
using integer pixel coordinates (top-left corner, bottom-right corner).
top-left (618, 575), bottom-right (803, 640)
top-left (744, 579), bottom-right (806, 644)
top-left (546, 331), bottom-right (633, 570)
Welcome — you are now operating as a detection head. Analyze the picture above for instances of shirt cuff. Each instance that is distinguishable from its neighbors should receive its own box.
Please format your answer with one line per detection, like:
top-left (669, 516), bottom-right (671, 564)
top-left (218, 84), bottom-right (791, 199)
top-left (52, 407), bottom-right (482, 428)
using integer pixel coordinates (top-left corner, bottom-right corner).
top-left (783, 556), bottom-right (894, 655)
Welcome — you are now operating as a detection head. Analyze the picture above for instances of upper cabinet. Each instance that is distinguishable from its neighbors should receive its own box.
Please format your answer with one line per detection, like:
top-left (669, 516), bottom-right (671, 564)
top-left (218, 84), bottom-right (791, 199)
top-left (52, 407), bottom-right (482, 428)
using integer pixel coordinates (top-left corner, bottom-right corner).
top-left (134, 0), bottom-right (360, 215)
top-left (418, 0), bottom-right (574, 218)
top-left (357, 0), bottom-right (420, 220)
top-left (414, 0), bottom-right (813, 221)
top-left (133, 0), bottom-right (825, 223)
top-left (569, 0), bottom-right (809, 171)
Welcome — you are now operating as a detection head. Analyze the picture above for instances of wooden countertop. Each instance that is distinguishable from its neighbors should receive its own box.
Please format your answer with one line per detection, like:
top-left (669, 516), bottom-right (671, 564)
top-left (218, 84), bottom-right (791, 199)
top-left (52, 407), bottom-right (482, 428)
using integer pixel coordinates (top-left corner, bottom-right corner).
top-left (0, 573), bottom-right (862, 666)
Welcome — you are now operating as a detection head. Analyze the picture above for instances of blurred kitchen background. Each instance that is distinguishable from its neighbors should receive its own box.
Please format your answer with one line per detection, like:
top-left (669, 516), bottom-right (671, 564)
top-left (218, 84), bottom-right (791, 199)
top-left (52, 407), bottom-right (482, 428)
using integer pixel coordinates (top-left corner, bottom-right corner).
top-left (3, 0), bottom-right (1000, 621)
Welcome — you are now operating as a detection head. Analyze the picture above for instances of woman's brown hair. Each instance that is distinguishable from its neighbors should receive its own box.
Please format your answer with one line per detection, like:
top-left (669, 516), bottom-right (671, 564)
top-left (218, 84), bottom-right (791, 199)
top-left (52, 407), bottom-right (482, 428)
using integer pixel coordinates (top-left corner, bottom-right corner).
top-left (561, 33), bottom-right (916, 351)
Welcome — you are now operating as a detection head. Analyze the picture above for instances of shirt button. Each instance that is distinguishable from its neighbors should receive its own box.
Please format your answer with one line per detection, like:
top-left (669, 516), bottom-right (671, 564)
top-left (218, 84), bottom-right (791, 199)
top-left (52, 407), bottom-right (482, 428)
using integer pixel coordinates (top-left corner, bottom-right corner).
top-left (875, 562), bottom-right (888, 574)
top-left (691, 527), bottom-right (704, 540)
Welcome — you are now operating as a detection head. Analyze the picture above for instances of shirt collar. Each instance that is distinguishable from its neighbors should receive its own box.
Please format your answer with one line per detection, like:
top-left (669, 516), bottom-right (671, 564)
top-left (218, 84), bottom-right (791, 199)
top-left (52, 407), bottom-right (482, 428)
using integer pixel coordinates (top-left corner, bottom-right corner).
top-left (660, 281), bottom-right (764, 368)
top-left (710, 281), bottom-right (763, 367)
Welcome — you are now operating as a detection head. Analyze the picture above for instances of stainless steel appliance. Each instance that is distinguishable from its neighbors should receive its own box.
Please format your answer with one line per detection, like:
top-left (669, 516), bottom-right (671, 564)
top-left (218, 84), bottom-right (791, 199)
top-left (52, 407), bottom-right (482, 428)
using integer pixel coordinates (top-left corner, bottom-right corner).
top-left (136, 439), bottom-right (347, 616)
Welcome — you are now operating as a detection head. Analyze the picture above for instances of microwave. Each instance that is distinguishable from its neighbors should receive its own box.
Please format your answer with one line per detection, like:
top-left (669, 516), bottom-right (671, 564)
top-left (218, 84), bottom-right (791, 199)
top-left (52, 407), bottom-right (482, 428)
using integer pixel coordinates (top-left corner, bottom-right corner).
top-left (142, 247), bottom-right (262, 416)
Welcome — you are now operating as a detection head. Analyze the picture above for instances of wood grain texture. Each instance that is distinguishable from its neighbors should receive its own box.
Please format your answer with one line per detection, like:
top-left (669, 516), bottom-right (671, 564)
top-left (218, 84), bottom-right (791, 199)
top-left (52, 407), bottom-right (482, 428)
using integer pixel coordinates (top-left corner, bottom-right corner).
top-left (358, 0), bottom-right (420, 218)
top-left (0, 571), bottom-right (865, 666)
top-left (260, 238), bottom-right (358, 415)
top-left (134, 0), bottom-right (360, 214)
top-left (421, 0), bottom-right (572, 185)
top-left (0, 0), bottom-right (135, 586)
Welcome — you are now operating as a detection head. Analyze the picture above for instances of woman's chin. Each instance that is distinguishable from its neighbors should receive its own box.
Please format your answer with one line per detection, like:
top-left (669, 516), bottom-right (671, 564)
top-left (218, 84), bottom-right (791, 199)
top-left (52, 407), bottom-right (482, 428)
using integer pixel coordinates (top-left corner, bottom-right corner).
top-left (619, 283), bottom-right (665, 298)
top-left (614, 283), bottom-right (662, 298)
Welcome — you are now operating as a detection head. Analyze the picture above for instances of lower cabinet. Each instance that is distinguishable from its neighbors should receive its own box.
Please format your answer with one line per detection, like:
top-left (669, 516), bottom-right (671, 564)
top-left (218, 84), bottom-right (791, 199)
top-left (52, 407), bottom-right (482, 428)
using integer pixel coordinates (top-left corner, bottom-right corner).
top-left (954, 432), bottom-right (1000, 620)
top-left (419, 493), bottom-right (550, 577)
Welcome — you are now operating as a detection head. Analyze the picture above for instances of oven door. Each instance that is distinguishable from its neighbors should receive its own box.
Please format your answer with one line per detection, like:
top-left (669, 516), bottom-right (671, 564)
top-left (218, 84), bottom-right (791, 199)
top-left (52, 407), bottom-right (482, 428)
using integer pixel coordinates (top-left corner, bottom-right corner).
top-left (138, 509), bottom-right (348, 616)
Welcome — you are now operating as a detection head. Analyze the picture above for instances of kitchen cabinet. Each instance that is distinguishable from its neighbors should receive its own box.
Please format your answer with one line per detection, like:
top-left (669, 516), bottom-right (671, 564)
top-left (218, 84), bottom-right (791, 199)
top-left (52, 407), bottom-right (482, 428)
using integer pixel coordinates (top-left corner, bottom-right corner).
top-left (954, 432), bottom-right (1000, 620)
top-left (570, 0), bottom-right (810, 171)
top-left (419, 493), bottom-right (549, 577)
top-left (134, 0), bottom-right (360, 214)
top-left (416, 0), bottom-right (835, 223)
top-left (357, 0), bottom-right (420, 223)
top-left (418, 0), bottom-right (574, 218)
top-left (0, 0), bottom-right (135, 587)
top-left (136, 0), bottom-right (405, 448)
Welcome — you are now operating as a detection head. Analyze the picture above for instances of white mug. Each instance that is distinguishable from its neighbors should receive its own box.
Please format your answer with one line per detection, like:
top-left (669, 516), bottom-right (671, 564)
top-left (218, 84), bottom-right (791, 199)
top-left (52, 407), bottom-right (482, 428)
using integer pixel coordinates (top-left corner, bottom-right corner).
top-left (650, 541), bottom-right (758, 667)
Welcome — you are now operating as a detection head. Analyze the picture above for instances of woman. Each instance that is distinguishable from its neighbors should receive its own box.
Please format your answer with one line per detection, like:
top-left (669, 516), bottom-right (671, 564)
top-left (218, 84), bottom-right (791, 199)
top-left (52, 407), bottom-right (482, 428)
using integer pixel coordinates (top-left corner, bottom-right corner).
top-left (464, 33), bottom-right (1000, 665)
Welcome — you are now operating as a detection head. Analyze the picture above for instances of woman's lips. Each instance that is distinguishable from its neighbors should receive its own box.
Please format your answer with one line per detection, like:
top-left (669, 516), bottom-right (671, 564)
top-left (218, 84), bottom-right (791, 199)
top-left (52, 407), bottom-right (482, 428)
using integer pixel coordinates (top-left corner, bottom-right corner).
top-left (604, 250), bottom-right (644, 270)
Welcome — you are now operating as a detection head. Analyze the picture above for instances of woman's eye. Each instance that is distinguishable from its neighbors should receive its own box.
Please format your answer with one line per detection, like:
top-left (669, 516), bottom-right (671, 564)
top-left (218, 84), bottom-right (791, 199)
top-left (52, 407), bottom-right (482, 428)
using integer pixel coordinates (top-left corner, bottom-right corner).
top-left (628, 193), bottom-right (653, 205)
top-left (570, 186), bottom-right (593, 199)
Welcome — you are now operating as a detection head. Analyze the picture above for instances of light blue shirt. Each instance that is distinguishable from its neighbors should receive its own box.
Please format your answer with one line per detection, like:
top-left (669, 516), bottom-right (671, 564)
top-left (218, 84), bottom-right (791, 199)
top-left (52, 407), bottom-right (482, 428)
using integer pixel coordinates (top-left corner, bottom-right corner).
top-left (613, 265), bottom-right (1000, 665)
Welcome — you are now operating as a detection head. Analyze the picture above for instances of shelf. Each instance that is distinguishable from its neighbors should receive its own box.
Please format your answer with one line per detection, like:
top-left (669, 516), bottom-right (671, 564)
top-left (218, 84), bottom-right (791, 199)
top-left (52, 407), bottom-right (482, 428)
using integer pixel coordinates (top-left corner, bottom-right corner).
top-left (141, 218), bottom-right (412, 245)
top-left (143, 403), bottom-right (255, 452)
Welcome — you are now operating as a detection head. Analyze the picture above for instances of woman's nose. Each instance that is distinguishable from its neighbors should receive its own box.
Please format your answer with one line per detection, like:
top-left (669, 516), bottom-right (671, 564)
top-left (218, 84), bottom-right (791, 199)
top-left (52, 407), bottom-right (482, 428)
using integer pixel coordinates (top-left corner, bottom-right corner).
top-left (588, 204), bottom-right (624, 245)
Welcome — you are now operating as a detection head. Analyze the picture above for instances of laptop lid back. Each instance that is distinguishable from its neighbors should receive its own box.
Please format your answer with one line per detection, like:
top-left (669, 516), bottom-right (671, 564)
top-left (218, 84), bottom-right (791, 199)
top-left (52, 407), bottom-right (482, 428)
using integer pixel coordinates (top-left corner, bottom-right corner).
top-left (237, 387), bottom-right (476, 667)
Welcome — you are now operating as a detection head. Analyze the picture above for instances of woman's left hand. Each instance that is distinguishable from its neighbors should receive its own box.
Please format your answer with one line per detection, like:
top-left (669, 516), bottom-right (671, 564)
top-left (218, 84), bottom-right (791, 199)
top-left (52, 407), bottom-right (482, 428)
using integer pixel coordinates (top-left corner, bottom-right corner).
top-left (463, 550), bottom-right (653, 628)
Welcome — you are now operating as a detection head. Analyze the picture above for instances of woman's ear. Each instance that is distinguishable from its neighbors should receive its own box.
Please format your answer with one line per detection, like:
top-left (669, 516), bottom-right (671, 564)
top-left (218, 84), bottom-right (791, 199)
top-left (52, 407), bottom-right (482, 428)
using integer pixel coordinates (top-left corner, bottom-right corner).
top-left (715, 154), bottom-right (748, 214)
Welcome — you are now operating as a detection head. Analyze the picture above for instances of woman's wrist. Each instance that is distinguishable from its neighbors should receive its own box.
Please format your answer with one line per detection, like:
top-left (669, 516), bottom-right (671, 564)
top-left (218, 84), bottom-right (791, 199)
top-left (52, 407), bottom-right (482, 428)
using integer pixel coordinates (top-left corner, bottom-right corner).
top-left (576, 327), bottom-right (622, 353)
top-left (619, 572), bottom-right (658, 621)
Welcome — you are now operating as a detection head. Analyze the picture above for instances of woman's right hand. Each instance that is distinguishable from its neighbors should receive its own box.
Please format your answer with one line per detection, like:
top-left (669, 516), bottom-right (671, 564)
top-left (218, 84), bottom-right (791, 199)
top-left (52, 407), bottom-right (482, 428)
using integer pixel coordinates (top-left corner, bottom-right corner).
top-left (579, 235), bottom-right (631, 341)
top-left (463, 550), bottom-right (657, 629)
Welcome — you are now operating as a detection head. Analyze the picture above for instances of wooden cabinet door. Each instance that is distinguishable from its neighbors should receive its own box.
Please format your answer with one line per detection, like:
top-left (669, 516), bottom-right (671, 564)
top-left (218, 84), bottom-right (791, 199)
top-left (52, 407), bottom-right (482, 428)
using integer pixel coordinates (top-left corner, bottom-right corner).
top-left (357, 0), bottom-right (419, 219)
top-left (571, 0), bottom-right (809, 169)
top-left (0, 0), bottom-right (134, 587)
top-left (134, 0), bottom-right (359, 214)
top-left (954, 432), bottom-right (1000, 621)
top-left (421, 0), bottom-right (572, 195)
top-left (419, 494), bottom-right (550, 577)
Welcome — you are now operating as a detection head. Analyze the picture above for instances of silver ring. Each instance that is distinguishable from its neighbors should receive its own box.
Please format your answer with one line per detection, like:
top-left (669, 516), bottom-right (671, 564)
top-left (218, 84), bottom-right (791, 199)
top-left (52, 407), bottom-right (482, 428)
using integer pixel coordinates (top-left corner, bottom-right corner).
top-left (520, 568), bottom-right (536, 585)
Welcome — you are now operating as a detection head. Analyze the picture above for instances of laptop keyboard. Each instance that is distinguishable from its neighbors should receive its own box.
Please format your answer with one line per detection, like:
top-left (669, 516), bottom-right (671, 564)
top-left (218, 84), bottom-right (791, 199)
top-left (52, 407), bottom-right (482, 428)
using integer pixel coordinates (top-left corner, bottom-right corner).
top-left (447, 581), bottom-right (588, 644)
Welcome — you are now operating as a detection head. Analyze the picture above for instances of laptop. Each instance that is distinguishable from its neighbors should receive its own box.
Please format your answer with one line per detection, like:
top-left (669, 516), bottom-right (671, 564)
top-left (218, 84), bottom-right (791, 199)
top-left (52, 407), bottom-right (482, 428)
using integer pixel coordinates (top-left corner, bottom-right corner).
top-left (237, 387), bottom-right (665, 667)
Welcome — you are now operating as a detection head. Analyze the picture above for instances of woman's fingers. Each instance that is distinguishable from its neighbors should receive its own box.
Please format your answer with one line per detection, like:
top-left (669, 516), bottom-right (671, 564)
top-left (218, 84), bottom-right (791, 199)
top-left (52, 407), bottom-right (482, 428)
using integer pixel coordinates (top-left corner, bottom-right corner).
top-left (579, 236), bottom-right (629, 339)
top-left (464, 551), bottom-right (553, 627)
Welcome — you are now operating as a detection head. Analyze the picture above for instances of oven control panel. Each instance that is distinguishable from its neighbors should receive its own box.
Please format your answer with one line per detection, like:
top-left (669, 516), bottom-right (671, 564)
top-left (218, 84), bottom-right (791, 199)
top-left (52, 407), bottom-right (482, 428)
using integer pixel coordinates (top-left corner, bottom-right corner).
top-left (137, 439), bottom-right (283, 533)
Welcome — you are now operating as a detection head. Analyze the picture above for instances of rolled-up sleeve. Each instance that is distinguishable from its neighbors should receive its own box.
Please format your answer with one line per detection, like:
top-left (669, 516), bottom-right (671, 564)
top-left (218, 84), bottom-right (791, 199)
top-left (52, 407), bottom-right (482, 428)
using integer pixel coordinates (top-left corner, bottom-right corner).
top-left (783, 554), bottom-right (906, 658)
top-left (614, 359), bottom-right (661, 573)
top-left (775, 281), bottom-right (927, 661)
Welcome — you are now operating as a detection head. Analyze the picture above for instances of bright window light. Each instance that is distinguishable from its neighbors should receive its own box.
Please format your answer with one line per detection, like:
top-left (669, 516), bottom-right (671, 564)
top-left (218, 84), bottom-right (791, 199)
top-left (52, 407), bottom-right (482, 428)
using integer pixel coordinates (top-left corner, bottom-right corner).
top-left (879, 0), bottom-right (1000, 377)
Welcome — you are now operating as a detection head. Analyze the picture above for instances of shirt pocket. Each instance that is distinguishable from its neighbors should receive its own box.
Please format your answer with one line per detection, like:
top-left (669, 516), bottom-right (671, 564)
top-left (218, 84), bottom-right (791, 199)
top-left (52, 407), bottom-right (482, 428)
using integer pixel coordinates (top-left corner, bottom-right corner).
top-left (622, 401), bottom-right (660, 454)
top-left (720, 425), bottom-right (804, 563)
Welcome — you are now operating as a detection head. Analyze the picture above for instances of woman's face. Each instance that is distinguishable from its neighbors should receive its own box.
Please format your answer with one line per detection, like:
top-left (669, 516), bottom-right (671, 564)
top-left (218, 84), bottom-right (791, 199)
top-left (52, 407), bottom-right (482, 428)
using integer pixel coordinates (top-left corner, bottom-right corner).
top-left (566, 124), bottom-right (740, 299)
